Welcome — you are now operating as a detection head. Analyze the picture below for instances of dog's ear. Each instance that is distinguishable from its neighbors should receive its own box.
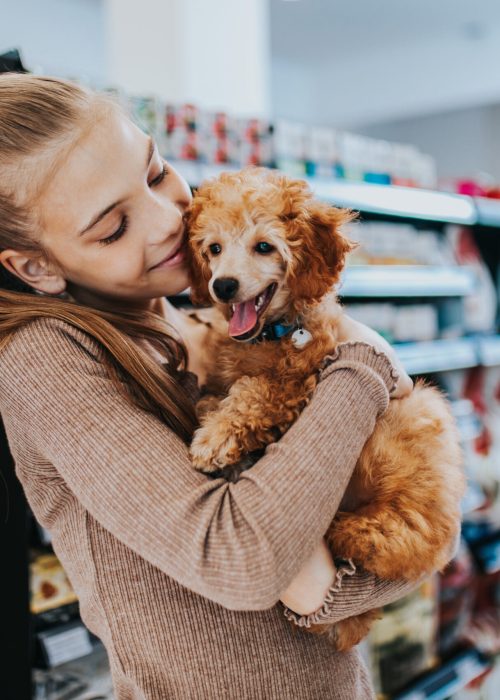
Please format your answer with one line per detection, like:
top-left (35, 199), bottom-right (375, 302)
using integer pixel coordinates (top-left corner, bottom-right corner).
top-left (187, 242), bottom-right (213, 306)
top-left (184, 202), bottom-right (213, 307)
top-left (287, 200), bottom-right (357, 308)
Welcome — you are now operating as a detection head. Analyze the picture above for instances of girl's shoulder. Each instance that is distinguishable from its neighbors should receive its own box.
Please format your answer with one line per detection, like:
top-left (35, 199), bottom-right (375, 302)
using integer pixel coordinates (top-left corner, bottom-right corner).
top-left (0, 316), bottom-right (104, 375)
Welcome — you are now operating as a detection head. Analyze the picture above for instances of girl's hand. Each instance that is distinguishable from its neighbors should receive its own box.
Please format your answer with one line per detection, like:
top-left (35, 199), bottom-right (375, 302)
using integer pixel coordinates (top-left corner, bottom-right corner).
top-left (279, 538), bottom-right (336, 616)
top-left (336, 314), bottom-right (413, 399)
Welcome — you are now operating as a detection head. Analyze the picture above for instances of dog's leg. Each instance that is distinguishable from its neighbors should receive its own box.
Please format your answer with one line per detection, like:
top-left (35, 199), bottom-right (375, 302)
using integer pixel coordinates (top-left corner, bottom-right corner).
top-left (195, 394), bottom-right (224, 421)
top-left (306, 609), bottom-right (383, 651)
top-left (325, 386), bottom-right (464, 581)
top-left (190, 375), bottom-right (311, 473)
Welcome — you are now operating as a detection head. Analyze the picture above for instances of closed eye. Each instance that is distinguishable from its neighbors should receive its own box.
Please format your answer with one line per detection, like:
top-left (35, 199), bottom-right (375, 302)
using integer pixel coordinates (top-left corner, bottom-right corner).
top-left (149, 163), bottom-right (168, 187)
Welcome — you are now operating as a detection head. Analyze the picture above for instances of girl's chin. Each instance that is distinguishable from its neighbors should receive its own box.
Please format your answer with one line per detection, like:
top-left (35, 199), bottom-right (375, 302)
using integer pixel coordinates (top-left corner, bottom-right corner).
top-left (154, 270), bottom-right (191, 298)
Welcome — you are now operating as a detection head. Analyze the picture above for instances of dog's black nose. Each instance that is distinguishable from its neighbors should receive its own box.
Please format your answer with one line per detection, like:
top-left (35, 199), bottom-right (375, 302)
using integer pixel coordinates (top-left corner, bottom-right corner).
top-left (213, 277), bottom-right (239, 301)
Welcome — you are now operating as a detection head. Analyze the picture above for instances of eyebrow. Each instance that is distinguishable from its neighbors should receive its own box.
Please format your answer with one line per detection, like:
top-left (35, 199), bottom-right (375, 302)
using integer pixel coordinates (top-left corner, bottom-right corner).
top-left (78, 137), bottom-right (156, 236)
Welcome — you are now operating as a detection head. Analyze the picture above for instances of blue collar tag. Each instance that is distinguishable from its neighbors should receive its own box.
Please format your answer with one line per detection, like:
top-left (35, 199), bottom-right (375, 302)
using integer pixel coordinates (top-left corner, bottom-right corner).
top-left (250, 320), bottom-right (297, 344)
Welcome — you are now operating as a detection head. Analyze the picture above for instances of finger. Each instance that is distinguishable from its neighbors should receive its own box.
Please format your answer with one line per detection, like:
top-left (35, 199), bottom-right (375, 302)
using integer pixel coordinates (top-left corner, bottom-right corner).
top-left (392, 375), bottom-right (413, 398)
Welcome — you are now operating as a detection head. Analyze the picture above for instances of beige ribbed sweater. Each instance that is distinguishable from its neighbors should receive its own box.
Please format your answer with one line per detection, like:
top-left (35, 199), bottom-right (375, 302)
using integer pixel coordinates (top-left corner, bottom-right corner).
top-left (0, 317), bottom-right (418, 699)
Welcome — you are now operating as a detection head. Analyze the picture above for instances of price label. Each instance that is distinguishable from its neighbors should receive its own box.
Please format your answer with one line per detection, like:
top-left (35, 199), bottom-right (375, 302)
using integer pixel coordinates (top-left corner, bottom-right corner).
top-left (39, 623), bottom-right (93, 667)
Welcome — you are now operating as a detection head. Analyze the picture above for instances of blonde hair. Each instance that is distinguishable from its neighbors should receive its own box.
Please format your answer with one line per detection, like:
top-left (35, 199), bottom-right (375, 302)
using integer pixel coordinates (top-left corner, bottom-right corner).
top-left (0, 74), bottom-right (197, 442)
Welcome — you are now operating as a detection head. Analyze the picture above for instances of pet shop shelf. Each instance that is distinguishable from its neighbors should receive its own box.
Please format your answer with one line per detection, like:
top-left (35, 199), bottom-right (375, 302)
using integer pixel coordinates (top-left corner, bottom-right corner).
top-left (476, 336), bottom-right (500, 367)
top-left (394, 338), bottom-right (478, 375)
top-left (392, 649), bottom-right (491, 700)
top-left (395, 333), bottom-right (500, 374)
top-left (450, 399), bottom-right (482, 443)
top-left (177, 265), bottom-right (477, 303)
top-left (339, 266), bottom-right (477, 298)
top-left (474, 196), bottom-right (500, 227)
top-left (174, 159), bottom-right (478, 225)
top-left (307, 179), bottom-right (477, 225)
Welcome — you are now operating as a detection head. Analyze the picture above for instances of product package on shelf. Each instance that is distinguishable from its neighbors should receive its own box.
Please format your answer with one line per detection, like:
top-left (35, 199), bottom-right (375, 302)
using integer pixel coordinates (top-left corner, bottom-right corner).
top-left (460, 365), bottom-right (500, 511)
top-left (199, 111), bottom-right (234, 165)
top-left (346, 221), bottom-right (456, 266)
top-left (30, 552), bottom-right (78, 615)
top-left (438, 539), bottom-right (476, 656)
top-left (68, 80), bottom-right (441, 188)
top-left (345, 302), bottom-right (439, 343)
top-left (367, 576), bottom-right (440, 698)
top-left (236, 117), bottom-right (275, 168)
top-left (451, 656), bottom-right (500, 700)
top-left (438, 551), bottom-right (500, 699)
top-left (446, 226), bottom-right (497, 335)
top-left (273, 120), bottom-right (308, 176)
top-left (303, 125), bottom-right (339, 178)
top-left (163, 103), bottom-right (204, 162)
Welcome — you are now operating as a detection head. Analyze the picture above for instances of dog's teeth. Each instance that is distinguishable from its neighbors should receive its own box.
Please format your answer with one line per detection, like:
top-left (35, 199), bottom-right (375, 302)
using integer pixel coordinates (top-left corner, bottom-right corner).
top-left (255, 294), bottom-right (264, 311)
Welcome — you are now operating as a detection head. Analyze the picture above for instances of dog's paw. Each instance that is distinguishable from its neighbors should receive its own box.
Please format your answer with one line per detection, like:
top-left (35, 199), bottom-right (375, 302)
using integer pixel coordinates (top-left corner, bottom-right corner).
top-left (326, 512), bottom-right (379, 571)
top-left (190, 427), bottom-right (242, 473)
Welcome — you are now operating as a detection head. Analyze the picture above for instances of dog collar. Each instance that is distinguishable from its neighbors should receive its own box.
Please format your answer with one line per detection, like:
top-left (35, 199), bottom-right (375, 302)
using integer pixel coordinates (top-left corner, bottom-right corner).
top-left (250, 319), bottom-right (297, 344)
top-left (249, 317), bottom-right (314, 349)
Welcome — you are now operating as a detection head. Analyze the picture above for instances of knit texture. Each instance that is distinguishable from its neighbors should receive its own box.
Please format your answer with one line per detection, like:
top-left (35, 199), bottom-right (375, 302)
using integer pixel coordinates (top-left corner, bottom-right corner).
top-left (0, 317), bottom-right (417, 699)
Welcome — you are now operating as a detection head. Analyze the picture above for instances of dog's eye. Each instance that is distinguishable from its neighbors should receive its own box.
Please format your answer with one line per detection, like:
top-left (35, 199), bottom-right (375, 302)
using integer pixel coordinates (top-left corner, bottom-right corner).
top-left (209, 243), bottom-right (222, 256)
top-left (255, 242), bottom-right (274, 254)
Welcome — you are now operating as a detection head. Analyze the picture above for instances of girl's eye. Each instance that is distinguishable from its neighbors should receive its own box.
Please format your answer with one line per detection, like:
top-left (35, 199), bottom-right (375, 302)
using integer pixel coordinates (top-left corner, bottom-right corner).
top-left (255, 241), bottom-right (274, 254)
top-left (100, 216), bottom-right (129, 246)
top-left (209, 243), bottom-right (222, 255)
top-left (149, 163), bottom-right (168, 187)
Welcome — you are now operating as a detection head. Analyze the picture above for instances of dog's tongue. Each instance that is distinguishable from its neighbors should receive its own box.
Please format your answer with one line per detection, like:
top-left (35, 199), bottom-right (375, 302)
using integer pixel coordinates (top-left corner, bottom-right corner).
top-left (228, 300), bottom-right (257, 337)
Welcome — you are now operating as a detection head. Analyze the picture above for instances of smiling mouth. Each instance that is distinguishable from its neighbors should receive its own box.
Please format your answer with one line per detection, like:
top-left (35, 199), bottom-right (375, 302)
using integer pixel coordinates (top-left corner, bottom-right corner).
top-left (150, 232), bottom-right (186, 270)
top-left (228, 283), bottom-right (277, 340)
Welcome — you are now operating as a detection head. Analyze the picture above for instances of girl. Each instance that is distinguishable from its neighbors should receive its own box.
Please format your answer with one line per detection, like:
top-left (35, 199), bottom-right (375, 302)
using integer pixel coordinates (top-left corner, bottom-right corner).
top-left (0, 74), bottom-right (441, 700)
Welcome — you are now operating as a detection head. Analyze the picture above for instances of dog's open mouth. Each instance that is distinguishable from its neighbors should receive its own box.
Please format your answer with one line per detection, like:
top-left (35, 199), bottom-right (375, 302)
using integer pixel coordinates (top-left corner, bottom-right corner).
top-left (228, 283), bottom-right (277, 340)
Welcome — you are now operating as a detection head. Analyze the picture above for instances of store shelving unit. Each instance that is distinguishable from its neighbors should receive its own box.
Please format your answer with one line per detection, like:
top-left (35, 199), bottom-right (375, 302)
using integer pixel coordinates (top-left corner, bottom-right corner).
top-left (170, 160), bottom-right (500, 227)
top-left (307, 179), bottom-right (477, 225)
top-left (7, 167), bottom-right (500, 699)
top-left (339, 265), bottom-right (477, 298)
top-left (393, 649), bottom-right (491, 700)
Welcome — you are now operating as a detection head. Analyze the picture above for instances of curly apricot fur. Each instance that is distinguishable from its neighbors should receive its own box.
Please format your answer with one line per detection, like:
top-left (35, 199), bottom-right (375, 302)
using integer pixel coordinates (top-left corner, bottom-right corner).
top-left (186, 167), bottom-right (466, 651)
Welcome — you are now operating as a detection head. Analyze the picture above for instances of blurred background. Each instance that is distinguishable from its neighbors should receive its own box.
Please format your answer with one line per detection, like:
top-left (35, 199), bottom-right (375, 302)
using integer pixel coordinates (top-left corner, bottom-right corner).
top-left (2, 1), bottom-right (500, 699)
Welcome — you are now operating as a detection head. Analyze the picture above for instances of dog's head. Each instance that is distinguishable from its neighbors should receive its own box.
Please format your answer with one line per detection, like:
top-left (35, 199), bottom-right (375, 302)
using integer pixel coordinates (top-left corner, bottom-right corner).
top-left (186, 167), bottom-right (356, 341)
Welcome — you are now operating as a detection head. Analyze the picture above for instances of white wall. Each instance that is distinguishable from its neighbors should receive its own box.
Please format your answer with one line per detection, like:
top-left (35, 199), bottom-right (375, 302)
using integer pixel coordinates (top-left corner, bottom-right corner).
top-left (105, 0), bottom-right (271, 116)
top-left (358, 104), bottom-right (500, 182)
top-left (0, 0), bottom-right (107, 84)
top-left (1, 0), bottom-right (271, 116)
top-left (270, 0), bottom-right (500, 129)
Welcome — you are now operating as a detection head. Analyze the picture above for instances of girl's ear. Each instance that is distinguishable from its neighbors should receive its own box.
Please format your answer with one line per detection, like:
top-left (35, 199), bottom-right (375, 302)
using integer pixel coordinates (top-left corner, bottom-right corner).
top-left (287, 203), bottom-right (357, 309)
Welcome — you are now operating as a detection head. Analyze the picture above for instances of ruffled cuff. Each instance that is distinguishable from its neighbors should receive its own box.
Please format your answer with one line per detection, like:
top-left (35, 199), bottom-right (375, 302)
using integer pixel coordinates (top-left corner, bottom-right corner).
top-left (282, 558), bottom-right (357, 628)
top-left (320, 342), bottom-right (399, 393)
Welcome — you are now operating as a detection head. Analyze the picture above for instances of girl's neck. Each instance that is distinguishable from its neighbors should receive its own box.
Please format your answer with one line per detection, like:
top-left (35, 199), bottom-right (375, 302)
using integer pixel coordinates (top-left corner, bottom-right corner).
top-left (68, 285), bottom-right (181, 327)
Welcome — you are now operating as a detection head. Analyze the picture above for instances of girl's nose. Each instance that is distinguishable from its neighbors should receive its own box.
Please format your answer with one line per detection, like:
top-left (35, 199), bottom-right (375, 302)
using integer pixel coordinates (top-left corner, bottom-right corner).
top-left (147, 198), bottom-right (184, 245)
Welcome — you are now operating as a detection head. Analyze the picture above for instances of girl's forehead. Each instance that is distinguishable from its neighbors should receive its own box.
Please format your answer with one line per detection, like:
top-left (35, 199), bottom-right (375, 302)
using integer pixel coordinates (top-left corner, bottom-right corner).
top-left (38, 112), bottom-right (147, 237)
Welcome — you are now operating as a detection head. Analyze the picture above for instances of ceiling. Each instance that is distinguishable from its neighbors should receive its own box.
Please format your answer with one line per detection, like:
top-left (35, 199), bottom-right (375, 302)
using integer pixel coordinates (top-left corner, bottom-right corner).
top-left (270, 0), bottom-right (500, 63)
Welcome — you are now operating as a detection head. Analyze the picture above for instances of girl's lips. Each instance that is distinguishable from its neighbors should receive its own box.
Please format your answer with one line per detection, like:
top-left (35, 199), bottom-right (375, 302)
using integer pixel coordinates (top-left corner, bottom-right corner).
top-left (150, 241), bottom-right (186, 270)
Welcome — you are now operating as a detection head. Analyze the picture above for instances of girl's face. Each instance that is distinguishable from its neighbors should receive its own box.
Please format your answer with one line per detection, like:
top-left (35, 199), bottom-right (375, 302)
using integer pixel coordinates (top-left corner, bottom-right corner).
top-left (35, 107), bottom-right (192, 309)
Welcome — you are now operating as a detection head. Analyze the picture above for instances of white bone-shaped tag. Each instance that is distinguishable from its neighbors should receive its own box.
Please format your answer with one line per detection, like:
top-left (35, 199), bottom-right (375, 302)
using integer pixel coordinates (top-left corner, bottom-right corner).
top-left (291, 328), bottom-right (313, 349)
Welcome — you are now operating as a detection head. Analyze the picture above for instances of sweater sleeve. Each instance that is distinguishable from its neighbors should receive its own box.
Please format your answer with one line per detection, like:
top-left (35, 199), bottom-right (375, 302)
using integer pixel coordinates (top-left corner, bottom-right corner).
top-left (281, 559), bottom-right (422, 627)
top-left (0, 318), bottom-right (397, 612)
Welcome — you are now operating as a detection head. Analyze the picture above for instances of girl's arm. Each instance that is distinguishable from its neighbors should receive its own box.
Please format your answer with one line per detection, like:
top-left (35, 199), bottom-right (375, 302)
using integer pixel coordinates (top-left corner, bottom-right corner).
top-left (279, 315), bottom-right (415, 615)
top-left (0, 317), bottom-right (397, 612)
top-left (280, 537), bottom-right (338, 615)
top-left (279, 537), bottom-right (420, 622)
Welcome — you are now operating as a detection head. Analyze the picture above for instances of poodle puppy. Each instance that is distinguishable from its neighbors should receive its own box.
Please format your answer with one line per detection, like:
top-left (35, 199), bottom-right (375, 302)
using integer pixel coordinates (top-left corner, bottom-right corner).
top-left (185, 166), bottom-right (465, 650)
